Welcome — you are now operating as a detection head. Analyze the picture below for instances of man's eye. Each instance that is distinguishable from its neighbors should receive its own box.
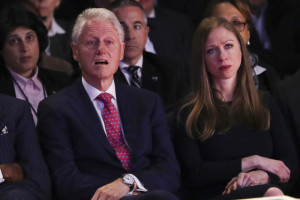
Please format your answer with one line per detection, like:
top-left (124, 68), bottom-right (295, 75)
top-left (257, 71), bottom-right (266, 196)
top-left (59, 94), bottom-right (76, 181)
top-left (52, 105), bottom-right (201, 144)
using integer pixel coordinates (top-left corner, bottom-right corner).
top-left (105, 40), bottom-right (113, 45)
top-left (134, 25), bottom-right (141, 30)
top-left (88, 41), bottom-right (96, 45)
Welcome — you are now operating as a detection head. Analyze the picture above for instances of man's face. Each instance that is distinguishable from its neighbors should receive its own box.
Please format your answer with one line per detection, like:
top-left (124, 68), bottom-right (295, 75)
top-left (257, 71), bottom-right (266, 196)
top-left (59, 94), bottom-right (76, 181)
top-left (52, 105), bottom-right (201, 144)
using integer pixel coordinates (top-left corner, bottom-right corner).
top-left (71, 19), bottom-right (124, 86)
top-left (114, 6), bottom-right (149, 65)
top-left (28, 0), bottom-right (61, 18)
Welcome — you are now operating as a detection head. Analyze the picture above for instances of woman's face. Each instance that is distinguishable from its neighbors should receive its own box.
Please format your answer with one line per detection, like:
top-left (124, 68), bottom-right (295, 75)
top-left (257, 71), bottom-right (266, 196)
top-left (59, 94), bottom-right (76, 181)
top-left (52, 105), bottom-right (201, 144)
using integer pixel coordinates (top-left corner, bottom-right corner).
top-left (2, 27), bottom-right (39, 78)
top-left (211, 2), bottom-right (250, 44)
top-left (204, 27), bottom-right (242, 83)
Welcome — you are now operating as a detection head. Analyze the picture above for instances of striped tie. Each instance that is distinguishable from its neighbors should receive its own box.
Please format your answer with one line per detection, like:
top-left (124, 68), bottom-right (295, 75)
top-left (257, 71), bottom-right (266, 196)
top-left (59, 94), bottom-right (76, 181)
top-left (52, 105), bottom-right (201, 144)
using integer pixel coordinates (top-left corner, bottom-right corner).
top-left (127, 66), bottom-right (142, 88)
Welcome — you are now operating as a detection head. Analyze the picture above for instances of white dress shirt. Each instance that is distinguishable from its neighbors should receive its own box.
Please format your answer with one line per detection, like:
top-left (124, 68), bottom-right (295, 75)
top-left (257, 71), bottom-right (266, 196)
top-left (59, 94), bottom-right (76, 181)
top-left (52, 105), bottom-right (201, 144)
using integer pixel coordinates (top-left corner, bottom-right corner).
top-left (45, 18), bottom-right (66, 55)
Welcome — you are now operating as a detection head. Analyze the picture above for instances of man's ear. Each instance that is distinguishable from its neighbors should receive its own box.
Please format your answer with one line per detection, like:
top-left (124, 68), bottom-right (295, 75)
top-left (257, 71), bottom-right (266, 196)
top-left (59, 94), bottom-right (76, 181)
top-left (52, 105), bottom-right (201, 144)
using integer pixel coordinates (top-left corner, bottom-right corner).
top-left (71, 42), bottom-right (78, 61)
top-left (55, 0), bottom-right (61, 8)
top-left (119, 42), bottom-right (125, 61)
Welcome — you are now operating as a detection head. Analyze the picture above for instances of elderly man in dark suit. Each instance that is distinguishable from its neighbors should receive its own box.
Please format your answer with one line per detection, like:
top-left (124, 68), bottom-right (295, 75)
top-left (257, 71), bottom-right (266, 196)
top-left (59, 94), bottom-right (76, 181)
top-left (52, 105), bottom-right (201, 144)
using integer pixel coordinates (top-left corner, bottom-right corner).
top-left (110, 0), bottom-right (188, 112)
top-left (0, 94), bottom-right (51, 200)
top-left (37, 7), bottom-right (180, 200)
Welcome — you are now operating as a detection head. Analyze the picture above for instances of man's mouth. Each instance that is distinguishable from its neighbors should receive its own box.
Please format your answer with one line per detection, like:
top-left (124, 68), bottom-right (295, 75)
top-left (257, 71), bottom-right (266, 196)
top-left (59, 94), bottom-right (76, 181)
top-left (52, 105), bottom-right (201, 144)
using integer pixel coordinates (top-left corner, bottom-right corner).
top-left (95, 59), bottom-right (108, 65)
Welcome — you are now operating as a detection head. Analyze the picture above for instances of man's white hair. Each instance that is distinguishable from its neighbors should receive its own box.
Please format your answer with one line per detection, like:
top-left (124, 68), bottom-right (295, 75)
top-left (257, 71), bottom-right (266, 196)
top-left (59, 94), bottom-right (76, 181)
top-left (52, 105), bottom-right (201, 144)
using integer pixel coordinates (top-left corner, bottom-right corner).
top-left (72, 8), bottom-right (124, 44)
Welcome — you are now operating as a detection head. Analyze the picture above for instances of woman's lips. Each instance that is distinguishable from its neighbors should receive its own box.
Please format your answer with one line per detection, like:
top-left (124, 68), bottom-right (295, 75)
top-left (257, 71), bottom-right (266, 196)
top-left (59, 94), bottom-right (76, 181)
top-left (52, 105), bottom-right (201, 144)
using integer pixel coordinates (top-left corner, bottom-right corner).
top-left (20, 56), bottom-right (32, 63)
top-left (219, 65), bottom-right (231, 71)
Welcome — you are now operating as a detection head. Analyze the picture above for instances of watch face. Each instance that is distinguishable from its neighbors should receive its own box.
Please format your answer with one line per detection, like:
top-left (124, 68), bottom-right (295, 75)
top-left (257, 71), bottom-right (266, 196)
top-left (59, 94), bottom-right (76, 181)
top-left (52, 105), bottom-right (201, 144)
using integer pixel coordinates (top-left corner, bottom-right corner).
top-left (123, 175), bottom-right (134, 185)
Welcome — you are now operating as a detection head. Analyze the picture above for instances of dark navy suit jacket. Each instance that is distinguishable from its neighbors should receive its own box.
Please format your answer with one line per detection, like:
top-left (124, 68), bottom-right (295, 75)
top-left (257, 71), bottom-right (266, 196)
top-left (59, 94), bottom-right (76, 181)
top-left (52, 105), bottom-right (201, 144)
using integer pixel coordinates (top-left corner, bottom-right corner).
top-left (0, 94), bottom-right (51, 200)
top-left (37, 79), bottom-right (180, 200)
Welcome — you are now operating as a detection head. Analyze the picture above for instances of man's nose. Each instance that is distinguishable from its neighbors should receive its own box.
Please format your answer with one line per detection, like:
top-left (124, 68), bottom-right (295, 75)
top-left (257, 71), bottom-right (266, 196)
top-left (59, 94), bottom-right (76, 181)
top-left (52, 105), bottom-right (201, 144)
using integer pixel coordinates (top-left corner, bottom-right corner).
top-left (96, 43), bottom-right (106, 55)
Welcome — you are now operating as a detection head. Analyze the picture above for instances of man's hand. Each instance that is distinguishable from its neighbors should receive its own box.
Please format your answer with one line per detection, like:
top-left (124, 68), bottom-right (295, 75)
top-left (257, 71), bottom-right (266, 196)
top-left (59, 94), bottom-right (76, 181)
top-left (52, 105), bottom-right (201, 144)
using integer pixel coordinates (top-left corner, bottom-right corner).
top-left (0, 163), bottom-right (24, 182)
top-left (222, 170), bottom-right (269, 195)
top-left (91, 178), bottom-right (131, 200)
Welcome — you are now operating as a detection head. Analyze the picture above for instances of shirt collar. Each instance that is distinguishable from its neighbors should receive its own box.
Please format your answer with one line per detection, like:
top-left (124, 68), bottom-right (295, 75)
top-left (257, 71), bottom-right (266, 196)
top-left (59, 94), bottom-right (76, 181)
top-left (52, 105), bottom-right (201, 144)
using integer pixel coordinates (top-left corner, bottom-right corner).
top-left (119, 56), bottom-right (143, 70)
top-left (48, 18), bottom-right (66, 37)
top-left (7, 66), bottom-right (42, 90)
top-left (82, 77), bottom-right (117, 101)
top-left (148, 9), bottom-right (156, 18)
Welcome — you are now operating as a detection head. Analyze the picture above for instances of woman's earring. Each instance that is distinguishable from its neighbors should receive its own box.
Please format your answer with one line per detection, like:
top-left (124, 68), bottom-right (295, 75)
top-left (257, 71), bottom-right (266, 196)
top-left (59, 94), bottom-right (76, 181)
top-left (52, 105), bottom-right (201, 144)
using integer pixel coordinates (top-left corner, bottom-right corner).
top-left (247, 40), bottom-right (250, 45)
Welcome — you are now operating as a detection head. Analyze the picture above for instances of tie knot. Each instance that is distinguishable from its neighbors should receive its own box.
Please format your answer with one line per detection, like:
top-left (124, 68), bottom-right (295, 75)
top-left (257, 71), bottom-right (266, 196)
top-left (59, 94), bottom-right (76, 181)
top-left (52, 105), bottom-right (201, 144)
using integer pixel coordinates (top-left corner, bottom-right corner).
top-left (97, 93), bottom-right (113, 104)
top-left (127, 66), bottom-right (140, 74)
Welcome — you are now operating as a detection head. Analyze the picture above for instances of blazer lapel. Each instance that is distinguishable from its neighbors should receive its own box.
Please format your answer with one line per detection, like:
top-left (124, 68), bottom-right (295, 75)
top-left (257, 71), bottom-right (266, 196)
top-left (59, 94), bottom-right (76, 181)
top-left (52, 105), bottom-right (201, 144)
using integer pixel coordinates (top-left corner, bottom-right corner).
top-left (142, 57), bottom-right (161, 93)
top-left (68, 79), bottom-right (114, 154)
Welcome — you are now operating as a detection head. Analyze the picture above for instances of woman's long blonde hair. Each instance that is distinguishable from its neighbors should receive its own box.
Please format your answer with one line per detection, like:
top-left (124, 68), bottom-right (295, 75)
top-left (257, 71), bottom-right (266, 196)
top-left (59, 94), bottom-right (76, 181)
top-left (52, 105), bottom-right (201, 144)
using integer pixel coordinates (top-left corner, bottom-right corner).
top-left (180, 17), bottom-right (270, 141)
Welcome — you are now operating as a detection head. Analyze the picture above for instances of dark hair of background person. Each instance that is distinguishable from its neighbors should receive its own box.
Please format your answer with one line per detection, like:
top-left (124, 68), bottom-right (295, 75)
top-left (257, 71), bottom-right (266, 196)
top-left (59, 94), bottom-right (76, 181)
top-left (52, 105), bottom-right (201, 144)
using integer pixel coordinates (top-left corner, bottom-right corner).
top-left (0, 4), bottom-right (48, 67)
top-left (180, 17), bottom-right (270, 141)
top-left (108, 0), bottom-right (145, 13)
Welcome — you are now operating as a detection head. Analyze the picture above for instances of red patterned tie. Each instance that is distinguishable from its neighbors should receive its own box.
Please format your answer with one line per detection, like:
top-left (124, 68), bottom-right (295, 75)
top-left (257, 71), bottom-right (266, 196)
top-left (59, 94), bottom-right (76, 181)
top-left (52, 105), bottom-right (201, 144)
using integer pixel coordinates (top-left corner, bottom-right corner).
top-left (97, 93), bottom-right (132, 171)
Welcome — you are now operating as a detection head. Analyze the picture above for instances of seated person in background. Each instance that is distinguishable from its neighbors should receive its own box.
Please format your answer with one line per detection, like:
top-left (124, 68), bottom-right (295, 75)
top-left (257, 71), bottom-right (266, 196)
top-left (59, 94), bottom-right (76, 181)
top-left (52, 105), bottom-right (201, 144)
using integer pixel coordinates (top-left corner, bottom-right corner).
top-left (27, 0), bottom-right (74, 66)
top-left (37, 8), bottom-right (180, 200)
top-left (204, 0), bottom-right (280, 94)
top-left (173, 17), bottom-right (298, 200)
top-left (0, 94), bottom-right (51, 200)
top-left (0, 4), bottom-right (71, 125)
top-left (246, 0), bottom-right (300, 77)
top-left (274, 70), bottom-right (300, 197)
top-left (109, 0), bottom-right (188, 112)
top-left (136, 0), bottom-right (193, 64)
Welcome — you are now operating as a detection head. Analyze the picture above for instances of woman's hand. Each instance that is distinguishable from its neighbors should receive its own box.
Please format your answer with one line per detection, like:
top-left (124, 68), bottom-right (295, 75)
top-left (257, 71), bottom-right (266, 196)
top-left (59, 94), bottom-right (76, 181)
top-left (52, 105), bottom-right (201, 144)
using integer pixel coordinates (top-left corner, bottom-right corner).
top-left (242, 155), bottom-right (290, 183)
top-left (222, 170), bottom-right (269, 195)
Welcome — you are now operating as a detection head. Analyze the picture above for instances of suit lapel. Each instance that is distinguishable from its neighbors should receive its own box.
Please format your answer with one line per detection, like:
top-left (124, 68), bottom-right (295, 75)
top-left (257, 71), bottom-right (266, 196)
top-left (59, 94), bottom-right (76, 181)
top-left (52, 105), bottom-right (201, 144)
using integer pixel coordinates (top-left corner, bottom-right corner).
top-left (68, 79), bottom-right (114, 154)
top-left (142, 56), bottom-right (161, 93)
top-left (114, 68), bottom-right (128, 85)
top-left (115, 82), bottom-right (138, 154)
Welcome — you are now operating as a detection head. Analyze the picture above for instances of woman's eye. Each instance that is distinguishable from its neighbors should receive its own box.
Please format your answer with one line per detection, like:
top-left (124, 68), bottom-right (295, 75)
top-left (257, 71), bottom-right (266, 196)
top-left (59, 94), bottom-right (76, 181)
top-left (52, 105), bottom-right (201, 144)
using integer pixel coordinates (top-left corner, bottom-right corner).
top-left (225, 44), bottom-right (233, 49)
top-left (232, 20), bottom-right (242, 25)
top-left (8, 38), bottom-right (19, 45)
top-left (27, 35), bottom-right (34, 41)
top-left (207, 48), bottom-right (216, 54)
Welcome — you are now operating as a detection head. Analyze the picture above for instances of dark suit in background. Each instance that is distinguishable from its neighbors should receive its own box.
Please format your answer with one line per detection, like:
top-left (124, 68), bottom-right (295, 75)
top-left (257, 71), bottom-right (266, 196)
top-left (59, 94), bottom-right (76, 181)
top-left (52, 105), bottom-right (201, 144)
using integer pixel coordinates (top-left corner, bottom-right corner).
top-left (37, 79), bottom-right (180, 200)
top-left (48, 19), bottom-right (76, 68)
top-left (274, 70), bottom-right (300, 197)
top-left (147, 6), bottom-right (193, 64)
top-left (0, 94), bottom-right (51, 200)
top-left (114, 52), bottom-right (188, 112)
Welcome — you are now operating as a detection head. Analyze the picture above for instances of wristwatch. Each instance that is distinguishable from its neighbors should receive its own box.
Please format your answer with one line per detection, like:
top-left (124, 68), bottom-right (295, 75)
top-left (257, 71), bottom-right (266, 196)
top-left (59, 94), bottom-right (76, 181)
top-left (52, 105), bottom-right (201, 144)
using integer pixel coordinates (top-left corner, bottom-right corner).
top-left (0, 169), bottom-right (5, 184)
top-left (122, 174), bottom-right (135, 192)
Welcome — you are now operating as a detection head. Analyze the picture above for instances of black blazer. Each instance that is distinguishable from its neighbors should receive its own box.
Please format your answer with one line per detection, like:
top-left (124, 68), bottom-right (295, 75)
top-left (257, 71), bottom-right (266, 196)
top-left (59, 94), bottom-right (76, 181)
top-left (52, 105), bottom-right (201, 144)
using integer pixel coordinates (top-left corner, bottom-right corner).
top-left (114, 52), bottom-right (188, 111)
